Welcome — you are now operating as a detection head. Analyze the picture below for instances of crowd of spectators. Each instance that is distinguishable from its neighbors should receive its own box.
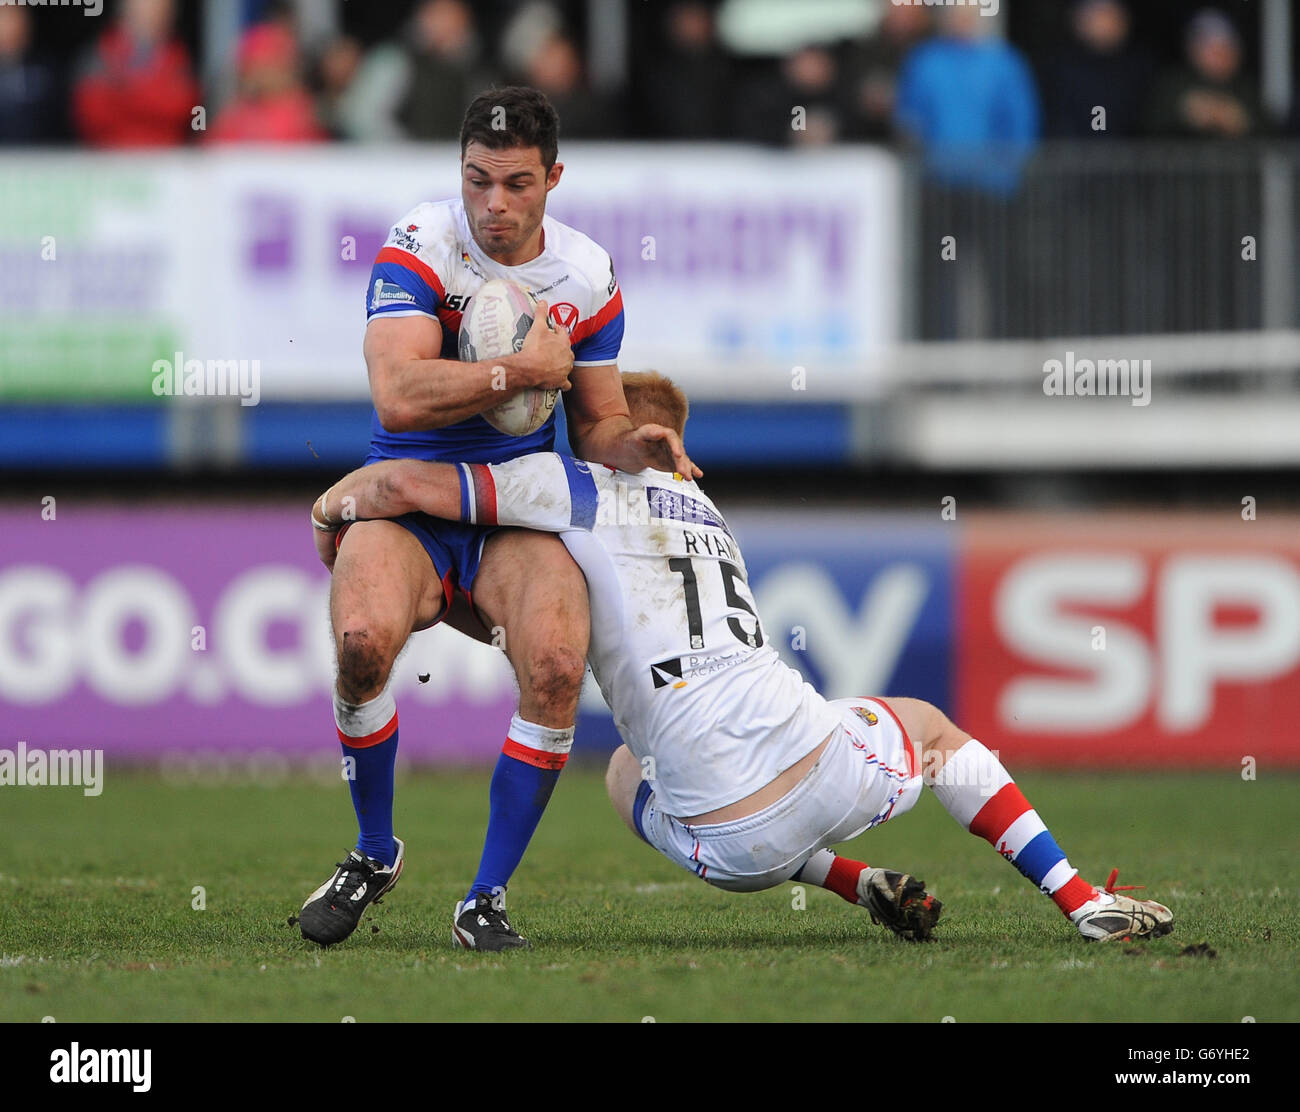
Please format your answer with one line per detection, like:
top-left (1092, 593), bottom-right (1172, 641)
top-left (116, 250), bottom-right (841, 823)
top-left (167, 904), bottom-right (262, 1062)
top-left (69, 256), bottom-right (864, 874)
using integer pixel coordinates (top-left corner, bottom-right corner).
top-left (0, 0), bottom-right (1285, 150)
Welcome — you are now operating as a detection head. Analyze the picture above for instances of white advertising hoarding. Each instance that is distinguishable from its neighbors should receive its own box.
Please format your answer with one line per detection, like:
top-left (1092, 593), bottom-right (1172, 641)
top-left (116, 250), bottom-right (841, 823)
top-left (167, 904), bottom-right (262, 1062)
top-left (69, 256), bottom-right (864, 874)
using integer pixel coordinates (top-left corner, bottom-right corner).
top-left (3, 144), bottom-right (901, 403)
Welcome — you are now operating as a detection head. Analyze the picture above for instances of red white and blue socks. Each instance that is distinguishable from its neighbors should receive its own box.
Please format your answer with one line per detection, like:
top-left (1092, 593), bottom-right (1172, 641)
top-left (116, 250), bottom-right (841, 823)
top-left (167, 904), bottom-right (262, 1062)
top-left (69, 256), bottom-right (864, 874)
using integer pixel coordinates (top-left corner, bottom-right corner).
top-left (334, 686), bottom-right (400, 867)
top-left (465, 714), bottom-right (575, 906)
top-left (931, 739), bottom-right (1107, 920)
top-left (794, 848), bottom-right (871, 904)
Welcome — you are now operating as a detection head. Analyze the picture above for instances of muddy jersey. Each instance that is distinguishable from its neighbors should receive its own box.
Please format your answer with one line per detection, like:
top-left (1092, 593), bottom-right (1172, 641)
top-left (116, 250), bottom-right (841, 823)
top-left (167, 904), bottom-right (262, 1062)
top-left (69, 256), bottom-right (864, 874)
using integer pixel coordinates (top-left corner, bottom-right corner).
top-left (455, 453), bottom-right (841, 816)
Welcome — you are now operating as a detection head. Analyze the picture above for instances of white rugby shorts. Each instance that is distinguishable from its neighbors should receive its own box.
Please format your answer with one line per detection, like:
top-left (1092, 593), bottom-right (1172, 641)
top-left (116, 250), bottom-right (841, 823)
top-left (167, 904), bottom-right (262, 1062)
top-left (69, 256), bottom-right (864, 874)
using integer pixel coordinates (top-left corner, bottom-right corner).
top-left (633, 697), bottom-right (923, 892)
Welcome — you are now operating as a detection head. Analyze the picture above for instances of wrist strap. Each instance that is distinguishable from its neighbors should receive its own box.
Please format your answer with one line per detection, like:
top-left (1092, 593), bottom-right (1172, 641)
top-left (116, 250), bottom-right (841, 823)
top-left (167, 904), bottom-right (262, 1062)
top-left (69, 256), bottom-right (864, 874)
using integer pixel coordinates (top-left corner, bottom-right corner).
top-left (311, 492), bottom-right (339, 533)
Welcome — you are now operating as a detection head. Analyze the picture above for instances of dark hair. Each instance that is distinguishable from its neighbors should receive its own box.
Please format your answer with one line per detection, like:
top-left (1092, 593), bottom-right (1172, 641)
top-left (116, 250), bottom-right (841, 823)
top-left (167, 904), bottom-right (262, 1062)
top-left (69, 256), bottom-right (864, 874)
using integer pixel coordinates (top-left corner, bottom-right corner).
top-left (460, 85), bottom-right (560, 171)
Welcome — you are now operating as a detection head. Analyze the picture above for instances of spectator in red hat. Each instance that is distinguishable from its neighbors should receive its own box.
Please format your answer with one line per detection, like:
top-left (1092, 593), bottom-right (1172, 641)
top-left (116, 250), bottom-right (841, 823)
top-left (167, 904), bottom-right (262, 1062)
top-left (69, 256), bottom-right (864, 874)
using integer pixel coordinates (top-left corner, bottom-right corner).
top-left (207, 21), bottom-right (327, 145)
top-left (71, 0), bottom-right (198, 148)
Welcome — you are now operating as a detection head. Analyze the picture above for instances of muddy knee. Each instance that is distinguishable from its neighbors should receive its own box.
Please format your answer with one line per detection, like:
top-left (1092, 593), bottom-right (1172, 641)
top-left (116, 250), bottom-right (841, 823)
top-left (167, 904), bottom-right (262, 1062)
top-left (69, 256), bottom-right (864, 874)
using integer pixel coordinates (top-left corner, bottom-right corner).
top-left (336, 630), bottom-right (394, 703)
top-left (523, 644), bottom-right (586, 720)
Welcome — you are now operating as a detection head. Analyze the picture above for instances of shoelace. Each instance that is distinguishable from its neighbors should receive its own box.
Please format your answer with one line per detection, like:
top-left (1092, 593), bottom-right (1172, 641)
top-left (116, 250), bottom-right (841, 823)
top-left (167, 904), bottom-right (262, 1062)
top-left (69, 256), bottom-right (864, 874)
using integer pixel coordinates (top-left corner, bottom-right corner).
top-left (1104, 867), bottom-right (1145, 895)
top-left (328, 852), bottom-right (378, 904)
top-left (467, 901), bottom-right (517, 935)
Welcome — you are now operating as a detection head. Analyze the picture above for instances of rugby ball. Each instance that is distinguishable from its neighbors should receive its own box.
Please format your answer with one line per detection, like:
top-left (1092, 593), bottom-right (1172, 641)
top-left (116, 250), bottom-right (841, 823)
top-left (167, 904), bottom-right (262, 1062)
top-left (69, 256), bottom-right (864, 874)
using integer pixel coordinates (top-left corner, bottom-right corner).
top-left (457, 277), bottom-right (559, 437)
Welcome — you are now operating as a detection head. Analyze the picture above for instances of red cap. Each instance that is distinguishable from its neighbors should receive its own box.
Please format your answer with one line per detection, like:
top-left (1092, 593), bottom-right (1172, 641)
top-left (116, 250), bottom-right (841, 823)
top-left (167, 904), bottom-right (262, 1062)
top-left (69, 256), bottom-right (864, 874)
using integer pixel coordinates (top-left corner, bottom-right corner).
top-left (238, 23), bottom-right (297, 73)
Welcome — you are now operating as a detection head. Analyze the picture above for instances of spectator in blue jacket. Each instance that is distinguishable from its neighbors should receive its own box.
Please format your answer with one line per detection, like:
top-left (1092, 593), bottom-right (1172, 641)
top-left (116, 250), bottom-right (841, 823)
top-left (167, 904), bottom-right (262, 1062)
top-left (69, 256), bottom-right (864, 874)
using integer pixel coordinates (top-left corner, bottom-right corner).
top-left (894, 6), bottom-right (1041, 194)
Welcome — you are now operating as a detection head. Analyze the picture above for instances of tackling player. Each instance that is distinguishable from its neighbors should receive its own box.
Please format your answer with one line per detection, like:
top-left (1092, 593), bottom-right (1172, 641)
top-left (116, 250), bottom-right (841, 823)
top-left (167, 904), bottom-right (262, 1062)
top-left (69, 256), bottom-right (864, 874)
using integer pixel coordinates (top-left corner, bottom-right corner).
top-left (309, 372), bottom-right (1175, 945)
top-left (297, 87), bottom-right (698, 951)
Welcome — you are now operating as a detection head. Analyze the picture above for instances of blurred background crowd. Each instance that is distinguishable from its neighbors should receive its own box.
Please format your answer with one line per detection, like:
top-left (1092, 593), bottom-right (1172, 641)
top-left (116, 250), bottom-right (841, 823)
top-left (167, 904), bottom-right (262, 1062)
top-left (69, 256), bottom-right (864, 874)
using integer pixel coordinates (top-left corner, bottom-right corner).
top-left (0, 0), bottom-right (1291, 149)
top-left (2, 1), bottom-right (1297, 426)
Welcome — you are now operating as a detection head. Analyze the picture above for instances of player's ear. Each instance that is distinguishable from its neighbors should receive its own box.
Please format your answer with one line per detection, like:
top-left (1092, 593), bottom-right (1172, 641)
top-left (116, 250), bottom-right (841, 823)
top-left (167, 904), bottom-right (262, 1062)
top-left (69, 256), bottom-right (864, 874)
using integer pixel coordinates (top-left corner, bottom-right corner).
top-left (546, 161), bottom-right (564, 192)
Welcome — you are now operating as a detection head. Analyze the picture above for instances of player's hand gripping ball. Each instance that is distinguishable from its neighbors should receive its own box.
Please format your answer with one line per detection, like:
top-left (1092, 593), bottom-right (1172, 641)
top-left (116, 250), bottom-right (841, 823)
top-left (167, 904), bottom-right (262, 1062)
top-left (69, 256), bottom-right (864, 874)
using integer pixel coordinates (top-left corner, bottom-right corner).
top-left (458, 277), bottom-right (559, 436)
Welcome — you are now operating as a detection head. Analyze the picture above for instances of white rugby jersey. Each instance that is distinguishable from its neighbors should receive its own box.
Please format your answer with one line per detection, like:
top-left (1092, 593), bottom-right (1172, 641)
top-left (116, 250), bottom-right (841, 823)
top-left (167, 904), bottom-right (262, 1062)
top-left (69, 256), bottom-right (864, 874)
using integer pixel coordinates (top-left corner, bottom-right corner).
top-left (455, 453), bottom-right (841, 817)
top-left (366, 198), bottom-right (624, 462)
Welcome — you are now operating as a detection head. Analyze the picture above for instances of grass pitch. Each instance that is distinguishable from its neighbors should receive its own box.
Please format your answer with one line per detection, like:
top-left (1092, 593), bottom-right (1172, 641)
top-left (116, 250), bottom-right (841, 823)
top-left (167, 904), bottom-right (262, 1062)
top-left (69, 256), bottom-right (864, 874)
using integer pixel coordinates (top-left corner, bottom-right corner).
top-left (1, 767), bottom-right (1296, 1023)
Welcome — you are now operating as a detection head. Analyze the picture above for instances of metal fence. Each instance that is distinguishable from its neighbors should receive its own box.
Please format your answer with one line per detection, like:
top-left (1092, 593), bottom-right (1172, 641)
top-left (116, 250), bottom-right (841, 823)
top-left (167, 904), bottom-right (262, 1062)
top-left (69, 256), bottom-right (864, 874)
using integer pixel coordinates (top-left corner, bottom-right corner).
top-left (907, 141), bottom-right (1297, 341)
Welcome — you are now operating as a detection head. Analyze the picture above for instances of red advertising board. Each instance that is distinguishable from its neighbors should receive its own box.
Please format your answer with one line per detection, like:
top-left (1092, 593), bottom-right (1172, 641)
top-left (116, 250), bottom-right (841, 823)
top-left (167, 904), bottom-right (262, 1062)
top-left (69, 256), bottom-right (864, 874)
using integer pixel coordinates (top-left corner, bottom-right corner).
top-left (957, 514), bottom-right (1300, 767)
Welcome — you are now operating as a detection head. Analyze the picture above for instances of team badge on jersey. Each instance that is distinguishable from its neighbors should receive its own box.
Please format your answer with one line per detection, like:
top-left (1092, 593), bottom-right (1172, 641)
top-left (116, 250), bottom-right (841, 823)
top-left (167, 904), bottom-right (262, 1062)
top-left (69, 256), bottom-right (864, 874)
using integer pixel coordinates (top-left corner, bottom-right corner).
top-left (852, 707), bottom-right (879, 727)
top-left (549, 302), bottom-right (580, 334)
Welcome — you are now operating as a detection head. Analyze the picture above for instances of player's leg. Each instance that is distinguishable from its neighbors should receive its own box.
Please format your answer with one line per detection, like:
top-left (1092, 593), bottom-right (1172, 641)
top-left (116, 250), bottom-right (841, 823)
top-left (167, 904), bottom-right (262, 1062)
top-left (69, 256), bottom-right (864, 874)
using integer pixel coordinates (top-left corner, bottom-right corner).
top-left (606, 740), bottom-right (940, 940)
top-left (762, 715), bottom-right (938, 940)
top-left (332, 520), bottom-right (448, 859)
top-left (298, 520), bottom-right (447, 946)
top-left (605, 744), bottom-right (643, 835)
top-left (878, 696), bottom-right (1174, 942)
top-left (453, 528), bottom-right (589, 950)
top-left (787, 849), bottom-right (940, 940)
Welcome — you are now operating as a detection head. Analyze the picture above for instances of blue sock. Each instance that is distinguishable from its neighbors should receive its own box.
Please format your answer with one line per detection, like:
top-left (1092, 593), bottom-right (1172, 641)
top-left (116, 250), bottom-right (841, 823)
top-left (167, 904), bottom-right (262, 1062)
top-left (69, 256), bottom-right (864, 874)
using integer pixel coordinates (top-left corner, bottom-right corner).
top-left (465, 716), bottom-right (573, 903)
top-left (335, 688), bottom-right (399, 867)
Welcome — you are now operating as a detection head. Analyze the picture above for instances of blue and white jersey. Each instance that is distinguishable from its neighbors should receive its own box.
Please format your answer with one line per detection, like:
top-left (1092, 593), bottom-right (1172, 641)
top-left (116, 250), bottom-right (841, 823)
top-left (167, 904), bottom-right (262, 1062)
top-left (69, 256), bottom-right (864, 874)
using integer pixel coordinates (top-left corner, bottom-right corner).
top-left (454, 453), bottom-right (840, 817)
top-left (366, 198), bottom-right (625, 464)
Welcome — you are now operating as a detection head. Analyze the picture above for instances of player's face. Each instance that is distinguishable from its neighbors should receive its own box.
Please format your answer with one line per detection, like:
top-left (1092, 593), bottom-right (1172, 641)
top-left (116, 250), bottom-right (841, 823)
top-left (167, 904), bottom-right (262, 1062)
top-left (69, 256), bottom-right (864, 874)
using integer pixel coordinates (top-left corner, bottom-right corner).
top-left (461, 142), bottom-right (563, 266)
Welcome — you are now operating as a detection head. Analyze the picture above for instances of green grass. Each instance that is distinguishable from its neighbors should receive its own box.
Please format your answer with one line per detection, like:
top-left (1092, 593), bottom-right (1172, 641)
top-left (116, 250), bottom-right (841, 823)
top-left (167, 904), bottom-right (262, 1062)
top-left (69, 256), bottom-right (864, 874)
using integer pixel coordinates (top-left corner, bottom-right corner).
top-left (1, 767), bottom-right (1296, 1022)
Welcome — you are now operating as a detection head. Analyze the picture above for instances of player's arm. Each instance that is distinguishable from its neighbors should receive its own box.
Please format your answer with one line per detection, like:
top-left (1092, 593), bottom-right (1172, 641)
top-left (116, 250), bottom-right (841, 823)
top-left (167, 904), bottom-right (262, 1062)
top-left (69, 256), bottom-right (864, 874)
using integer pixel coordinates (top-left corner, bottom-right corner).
top-left (309, 458), bottom-right (453, 569)
top-left (311, 455), bottom-right (596, 570)
top-left (565, 364), bottom-right (701, 478)
top-left (365, 306), bottom-right (572, 433)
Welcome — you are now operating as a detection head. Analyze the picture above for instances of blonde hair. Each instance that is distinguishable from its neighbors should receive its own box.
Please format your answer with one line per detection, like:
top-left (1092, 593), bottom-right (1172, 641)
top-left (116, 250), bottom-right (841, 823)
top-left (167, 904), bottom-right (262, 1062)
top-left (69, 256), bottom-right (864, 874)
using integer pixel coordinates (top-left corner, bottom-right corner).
top-left (621, 370), bottom-right (689, 437)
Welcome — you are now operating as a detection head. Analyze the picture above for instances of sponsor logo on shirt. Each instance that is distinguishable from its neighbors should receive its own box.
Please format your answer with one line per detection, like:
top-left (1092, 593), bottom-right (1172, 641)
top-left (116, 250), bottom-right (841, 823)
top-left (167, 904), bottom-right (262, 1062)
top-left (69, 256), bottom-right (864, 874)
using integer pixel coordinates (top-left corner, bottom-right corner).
top-left (650, 650), bottom-right (749, 689)
top-left (650, 657), bottom-right (684, 689)
top-left (646, 488), bottom-right (732, 538)
top-left (372, 279), bottom-right (416, 310)
top-left (531, 273), bottom-right (570, 297)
